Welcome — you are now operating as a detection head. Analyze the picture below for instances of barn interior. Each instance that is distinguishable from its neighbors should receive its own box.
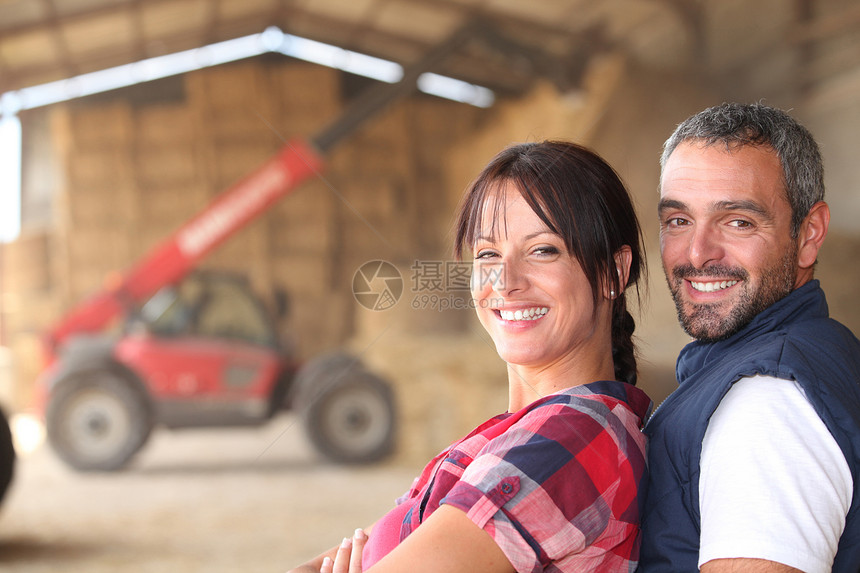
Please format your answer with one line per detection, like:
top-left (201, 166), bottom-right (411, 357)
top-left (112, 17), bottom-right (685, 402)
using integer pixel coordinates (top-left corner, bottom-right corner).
top-left (1, 0), bottom-right (860, 570)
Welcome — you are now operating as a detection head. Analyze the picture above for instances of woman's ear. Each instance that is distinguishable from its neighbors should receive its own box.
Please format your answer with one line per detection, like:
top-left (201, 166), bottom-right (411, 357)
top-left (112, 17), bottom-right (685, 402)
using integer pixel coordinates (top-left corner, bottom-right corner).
top-left (607, 245), bottom-right (633, 299)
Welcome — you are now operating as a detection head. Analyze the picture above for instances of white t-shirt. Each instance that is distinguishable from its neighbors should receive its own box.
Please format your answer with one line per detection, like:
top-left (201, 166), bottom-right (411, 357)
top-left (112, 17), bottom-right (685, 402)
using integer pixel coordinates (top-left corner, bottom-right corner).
top-left (698, 375), bottom-right (853, 572)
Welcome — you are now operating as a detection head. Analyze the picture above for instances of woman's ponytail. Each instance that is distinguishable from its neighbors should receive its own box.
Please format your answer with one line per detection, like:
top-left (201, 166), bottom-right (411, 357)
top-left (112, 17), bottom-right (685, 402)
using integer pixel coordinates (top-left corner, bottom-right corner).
top-left (611, 293), bottom-right (638, 386)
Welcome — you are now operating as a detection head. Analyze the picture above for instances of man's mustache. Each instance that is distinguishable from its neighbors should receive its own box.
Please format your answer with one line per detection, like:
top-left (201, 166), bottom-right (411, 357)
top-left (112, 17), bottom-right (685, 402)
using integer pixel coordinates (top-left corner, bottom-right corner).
top-left (671, 264), bottom-right (748, 282)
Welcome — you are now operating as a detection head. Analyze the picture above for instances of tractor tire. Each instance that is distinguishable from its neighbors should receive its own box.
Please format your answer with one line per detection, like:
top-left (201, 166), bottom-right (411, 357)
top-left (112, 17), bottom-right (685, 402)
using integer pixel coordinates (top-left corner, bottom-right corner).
top-left (297, 356), bottom-right (396, 464)
top-left (46, 370), bottom-right (153, 472)
top-left (293, 352), bottom-right (358, 395)
top-left (0, 405), bottom-right (14, 506)
top-left (266, 370), bottom-right (294, 418)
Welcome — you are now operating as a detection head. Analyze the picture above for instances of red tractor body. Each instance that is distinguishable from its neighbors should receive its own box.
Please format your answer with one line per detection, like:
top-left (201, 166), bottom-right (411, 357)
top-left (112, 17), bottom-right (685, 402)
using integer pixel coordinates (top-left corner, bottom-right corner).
top-left (37, 140), bottom-right (394, 472)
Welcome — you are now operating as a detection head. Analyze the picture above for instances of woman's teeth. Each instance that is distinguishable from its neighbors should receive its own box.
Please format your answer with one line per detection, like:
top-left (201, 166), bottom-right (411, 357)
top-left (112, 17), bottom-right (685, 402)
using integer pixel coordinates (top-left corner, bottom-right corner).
top-left (691, 280), bottom-right (739, 292)
top-left (499, 307), bottom-right (548, 321)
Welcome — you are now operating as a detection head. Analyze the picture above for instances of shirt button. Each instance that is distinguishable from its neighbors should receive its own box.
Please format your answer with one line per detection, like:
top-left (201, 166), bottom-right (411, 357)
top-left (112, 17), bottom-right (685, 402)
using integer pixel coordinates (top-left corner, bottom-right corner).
top-left (500, 482), bottom-right (514, 494)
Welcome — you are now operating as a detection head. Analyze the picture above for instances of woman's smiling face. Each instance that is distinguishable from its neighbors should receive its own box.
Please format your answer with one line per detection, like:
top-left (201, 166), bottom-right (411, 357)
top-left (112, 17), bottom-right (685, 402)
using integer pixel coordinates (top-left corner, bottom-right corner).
top-left (470, 184), bottom-right (608, 372)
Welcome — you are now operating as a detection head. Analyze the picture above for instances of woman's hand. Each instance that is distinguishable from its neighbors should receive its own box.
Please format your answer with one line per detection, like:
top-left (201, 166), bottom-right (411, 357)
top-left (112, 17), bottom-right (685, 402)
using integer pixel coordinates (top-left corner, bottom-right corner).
top-left (321, 529), bottom-right (367, 573)
top-left (287, 522), bottom-right (375, 573)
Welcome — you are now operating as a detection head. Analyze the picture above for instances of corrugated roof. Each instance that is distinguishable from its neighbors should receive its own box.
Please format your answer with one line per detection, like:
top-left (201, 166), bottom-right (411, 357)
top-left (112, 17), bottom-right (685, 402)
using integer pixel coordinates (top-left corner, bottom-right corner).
top-left (1, 0), bottom-right (859, 99)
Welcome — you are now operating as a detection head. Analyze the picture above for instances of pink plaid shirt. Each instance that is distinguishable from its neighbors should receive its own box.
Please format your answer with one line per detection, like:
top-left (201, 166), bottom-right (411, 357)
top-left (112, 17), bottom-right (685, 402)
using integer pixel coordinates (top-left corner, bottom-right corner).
top-left (362, 381), bottom-right (651, 572)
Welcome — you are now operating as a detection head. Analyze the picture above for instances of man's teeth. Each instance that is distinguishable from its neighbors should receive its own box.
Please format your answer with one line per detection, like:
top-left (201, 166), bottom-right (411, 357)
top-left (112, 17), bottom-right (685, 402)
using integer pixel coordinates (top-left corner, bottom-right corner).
top-left (499, 307), bottom-right (548, 321)
top-left (690, 280), bottom-right (739, 293)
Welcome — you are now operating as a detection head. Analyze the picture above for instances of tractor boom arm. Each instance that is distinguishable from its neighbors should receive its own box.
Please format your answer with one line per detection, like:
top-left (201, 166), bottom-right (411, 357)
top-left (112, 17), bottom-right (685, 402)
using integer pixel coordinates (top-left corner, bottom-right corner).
top-left (44, 21), bottom-right (476, 361)
top-left (45, 141), bottom-right (323, 357)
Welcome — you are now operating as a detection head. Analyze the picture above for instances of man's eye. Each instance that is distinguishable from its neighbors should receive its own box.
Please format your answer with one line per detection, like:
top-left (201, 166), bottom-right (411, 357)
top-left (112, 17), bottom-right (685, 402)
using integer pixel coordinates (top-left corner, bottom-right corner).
top-left (665, 217), bottom-right (689, 227)
top-left (728, 219), bottom-right (753, 228)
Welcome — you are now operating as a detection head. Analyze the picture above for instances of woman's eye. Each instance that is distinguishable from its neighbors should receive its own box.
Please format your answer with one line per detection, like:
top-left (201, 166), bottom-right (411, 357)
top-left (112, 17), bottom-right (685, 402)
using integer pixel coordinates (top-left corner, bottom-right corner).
top-left (475, 250), bottom-right (498, 260)
top-left (533, 246), bottom-right (560, 256)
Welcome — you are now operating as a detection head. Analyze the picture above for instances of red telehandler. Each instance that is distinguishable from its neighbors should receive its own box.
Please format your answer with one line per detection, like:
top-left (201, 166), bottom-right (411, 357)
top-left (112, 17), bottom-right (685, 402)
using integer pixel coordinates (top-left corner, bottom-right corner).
top-left (35, 25), bottom-right (475, 472)
top-left (38, 138), bottom-right (400, 471)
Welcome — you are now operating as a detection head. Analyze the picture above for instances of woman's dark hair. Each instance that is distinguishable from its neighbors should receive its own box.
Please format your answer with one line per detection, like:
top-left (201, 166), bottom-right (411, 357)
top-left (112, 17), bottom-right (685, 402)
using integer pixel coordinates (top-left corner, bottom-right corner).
top-left (453, 140), bottom-right (646, 385)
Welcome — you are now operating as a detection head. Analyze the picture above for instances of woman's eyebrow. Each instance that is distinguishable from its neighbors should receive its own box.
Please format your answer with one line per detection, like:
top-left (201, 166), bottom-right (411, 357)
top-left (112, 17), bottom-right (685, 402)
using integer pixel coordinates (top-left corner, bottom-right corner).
top-left (474, 230), bottom-right (554, 244)
top-left (523, 230), bottom-right (555, 241)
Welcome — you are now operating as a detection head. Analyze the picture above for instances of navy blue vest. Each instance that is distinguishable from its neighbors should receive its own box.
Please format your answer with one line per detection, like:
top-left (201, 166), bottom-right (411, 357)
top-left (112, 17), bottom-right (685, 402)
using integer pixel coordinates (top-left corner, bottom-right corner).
top-left (638, 281), bottom-right (860, 572)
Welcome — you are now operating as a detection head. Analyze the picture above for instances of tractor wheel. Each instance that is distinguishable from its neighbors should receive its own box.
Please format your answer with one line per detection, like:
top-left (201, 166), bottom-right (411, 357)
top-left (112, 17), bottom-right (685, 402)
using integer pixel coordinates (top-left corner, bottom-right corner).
top-left (46, 370), bottom-right (153, 472)
top-left (293, 352), bottom-right (358, 395)
top-left (266, 370), bottom-right (293, 418)
top-left (298, 357), bottom-right (396, 464)
top-left (0, 405), bottom-right (14, 505)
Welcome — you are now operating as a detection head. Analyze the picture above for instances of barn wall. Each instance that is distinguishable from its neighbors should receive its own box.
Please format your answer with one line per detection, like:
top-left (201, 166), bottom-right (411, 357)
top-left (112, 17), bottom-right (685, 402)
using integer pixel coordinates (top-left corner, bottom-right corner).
top-left (6, 50), bottom-right (859, 464)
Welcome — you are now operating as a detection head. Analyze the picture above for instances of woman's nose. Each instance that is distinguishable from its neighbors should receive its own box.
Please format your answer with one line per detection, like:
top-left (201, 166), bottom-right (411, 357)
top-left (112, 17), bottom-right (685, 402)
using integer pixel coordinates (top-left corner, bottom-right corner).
top-left (496, 257), bottom-right (529, 296)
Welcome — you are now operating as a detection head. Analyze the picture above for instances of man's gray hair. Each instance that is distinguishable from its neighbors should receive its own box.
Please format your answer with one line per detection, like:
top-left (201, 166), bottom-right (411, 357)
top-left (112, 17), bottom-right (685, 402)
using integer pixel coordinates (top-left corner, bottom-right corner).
top-left (661, 102), bottom-right (824, 238)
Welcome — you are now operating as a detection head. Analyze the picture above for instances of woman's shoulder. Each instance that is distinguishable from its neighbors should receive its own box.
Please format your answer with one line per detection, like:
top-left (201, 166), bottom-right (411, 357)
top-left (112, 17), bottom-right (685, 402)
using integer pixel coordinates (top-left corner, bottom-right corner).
top-left (524, 380), bottom-right (651, 423)
top-left (495, 381), bottom-right (649, 458)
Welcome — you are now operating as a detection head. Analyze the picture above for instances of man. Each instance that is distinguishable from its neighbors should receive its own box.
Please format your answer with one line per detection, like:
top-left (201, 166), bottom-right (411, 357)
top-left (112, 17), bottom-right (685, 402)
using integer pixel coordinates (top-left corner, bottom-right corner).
top-left (639, 102), bottom-right (860, 572)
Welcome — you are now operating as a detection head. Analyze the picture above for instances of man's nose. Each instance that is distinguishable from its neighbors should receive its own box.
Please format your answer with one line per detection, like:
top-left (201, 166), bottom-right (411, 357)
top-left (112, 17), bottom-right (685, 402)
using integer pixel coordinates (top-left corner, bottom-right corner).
top-left (688, 226), bottom-right (725, 268)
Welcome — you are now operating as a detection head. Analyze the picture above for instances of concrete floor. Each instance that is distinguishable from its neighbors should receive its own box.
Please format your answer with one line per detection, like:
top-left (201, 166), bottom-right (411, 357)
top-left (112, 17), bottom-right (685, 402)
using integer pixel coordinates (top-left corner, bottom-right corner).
top-left (0, 414), bottom-right (417, 572)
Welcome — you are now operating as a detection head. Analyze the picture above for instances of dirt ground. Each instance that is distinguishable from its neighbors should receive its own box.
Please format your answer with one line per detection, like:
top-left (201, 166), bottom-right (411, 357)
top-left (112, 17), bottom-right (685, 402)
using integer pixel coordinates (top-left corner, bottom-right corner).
top-left (0, 413), bottom-right (418, 572)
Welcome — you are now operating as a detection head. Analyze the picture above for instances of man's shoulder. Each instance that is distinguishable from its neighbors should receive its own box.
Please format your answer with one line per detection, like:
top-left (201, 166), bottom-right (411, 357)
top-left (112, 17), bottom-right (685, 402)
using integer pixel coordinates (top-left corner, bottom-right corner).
top-left (785, 283), bottom-right (860, 345)
top-left (779, 312), bottom-right (860, 370)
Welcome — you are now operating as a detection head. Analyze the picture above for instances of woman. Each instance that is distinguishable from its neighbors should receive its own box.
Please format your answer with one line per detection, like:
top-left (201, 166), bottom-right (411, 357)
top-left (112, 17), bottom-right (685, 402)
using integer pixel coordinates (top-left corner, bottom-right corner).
top-left (290, 141), bottom-right (651, 573)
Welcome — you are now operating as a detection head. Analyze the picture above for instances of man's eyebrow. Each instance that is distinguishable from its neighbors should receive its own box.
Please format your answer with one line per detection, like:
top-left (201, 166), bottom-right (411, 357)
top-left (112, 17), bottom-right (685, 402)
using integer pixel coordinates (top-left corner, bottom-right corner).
top-left (657, 198), bottom-right (772, 220)
top-left (657, 198), bottom-right (686, 213)
top-left (713, 200), bottom-right (770, 217)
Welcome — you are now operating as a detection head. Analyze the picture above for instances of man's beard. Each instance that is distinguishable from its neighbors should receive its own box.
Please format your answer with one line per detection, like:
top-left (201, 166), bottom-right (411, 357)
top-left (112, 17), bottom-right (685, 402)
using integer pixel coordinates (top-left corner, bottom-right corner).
top-left (666, 246), bottom-right (798, 342)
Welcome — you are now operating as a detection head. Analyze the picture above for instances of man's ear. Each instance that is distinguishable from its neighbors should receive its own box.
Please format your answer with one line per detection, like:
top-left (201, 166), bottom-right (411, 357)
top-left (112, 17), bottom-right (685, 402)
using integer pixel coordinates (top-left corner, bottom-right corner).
top-left (797, 201), bottom-right (829, 271)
